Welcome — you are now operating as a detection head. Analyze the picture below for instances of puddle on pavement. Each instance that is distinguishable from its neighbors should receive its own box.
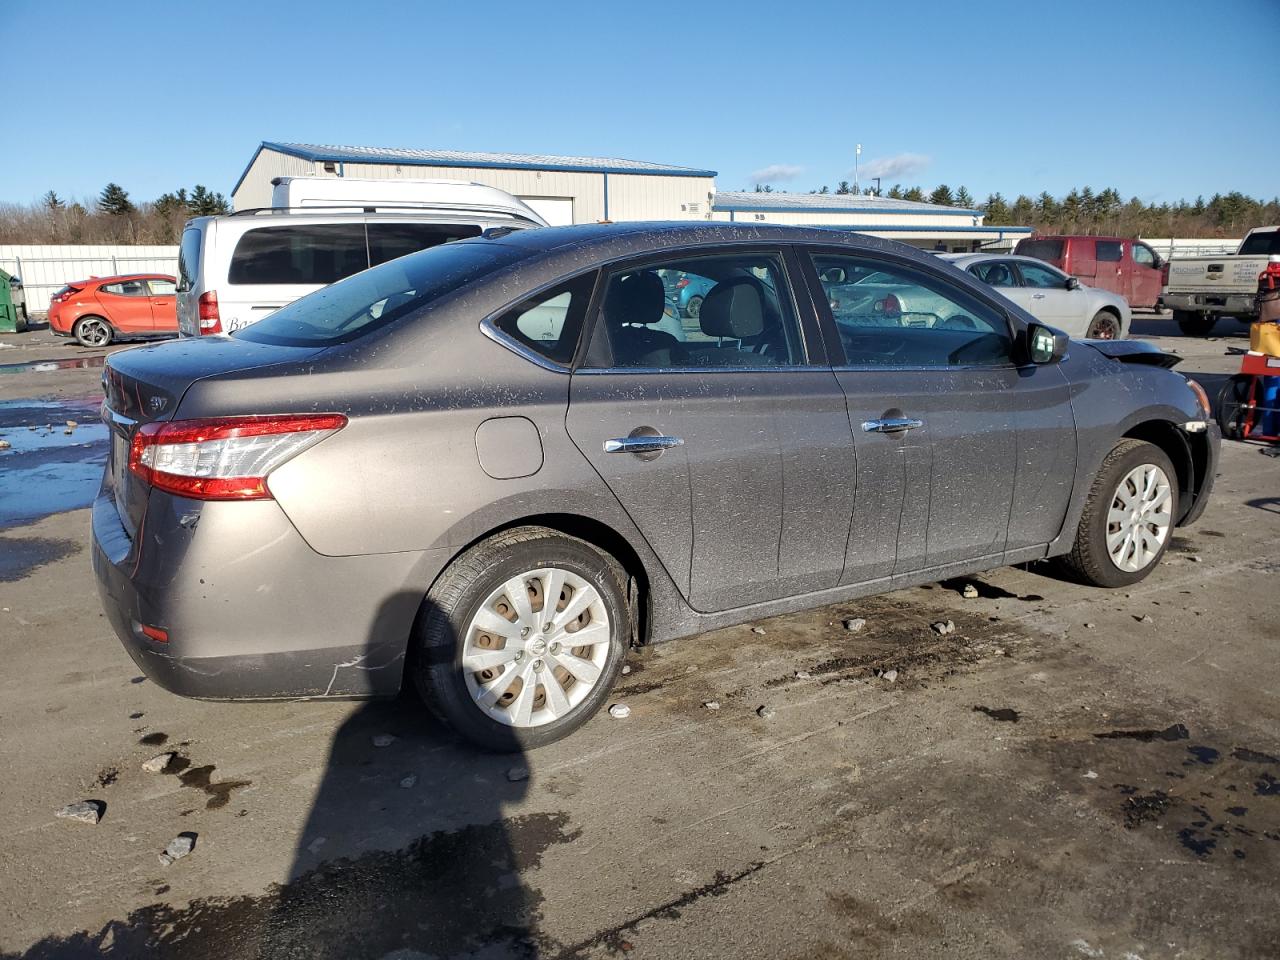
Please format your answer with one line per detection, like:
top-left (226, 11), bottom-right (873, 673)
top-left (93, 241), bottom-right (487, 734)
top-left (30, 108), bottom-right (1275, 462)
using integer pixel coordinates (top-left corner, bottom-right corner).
top-left (1094, 723), bottom-right (1189, 742)
top-left (138, 732), bottom-right (168, 746)
top-left (0, 535), bottom-right (82, 582)
top-left (0, 395), bottom-right (108, 529)
top-left (0, 354), bottom-right (106, 374)
top-left (176, 764), bottom-right (252, 810)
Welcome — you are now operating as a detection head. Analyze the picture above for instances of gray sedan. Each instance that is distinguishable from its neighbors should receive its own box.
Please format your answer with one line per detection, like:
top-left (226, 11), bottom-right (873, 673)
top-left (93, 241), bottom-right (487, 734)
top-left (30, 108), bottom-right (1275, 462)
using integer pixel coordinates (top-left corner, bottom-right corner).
top-left (93, 223), bottom-right (1219, 750)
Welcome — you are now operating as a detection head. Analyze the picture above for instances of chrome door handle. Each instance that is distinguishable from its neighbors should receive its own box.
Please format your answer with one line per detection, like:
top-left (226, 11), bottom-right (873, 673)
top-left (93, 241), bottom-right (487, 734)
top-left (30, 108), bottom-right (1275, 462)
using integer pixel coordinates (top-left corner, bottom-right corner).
top-left (604, 435), bottom-right (684, 453)
top-left (861, 417), bottom-right (924, 434)
top-left (1033, 293), bottom-right (1046, 299)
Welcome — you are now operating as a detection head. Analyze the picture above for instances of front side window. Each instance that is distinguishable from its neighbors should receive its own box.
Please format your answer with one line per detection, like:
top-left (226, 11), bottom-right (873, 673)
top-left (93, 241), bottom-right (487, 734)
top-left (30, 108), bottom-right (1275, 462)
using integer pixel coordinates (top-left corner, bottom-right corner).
top-left (584, 252), bottom-right (804, 369)
top-left (228, 224), bottom-right (369, 285)
top-left (1018, 262), bottom-right (1068, 289)
top-left (811, 253), bottom-right (1012, 367)
top-left (969, 261), bottom-right (1018, 287)
top-left (1132, 243), bottom-right (1157, 267)
top-left (1096, 240), bottom-right (1123, 262)
top-left (367, 222), bottom-right (483, 267)
top-left (491, 273), bottom-right (596, 366)
top-left (147, 278), bottom-right (176, 295)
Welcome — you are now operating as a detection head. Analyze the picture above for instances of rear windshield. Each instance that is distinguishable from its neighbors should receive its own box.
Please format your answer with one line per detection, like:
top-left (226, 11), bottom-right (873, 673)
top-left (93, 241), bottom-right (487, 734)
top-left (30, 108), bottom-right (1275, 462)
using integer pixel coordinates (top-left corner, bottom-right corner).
top-left (233, 241), bottom-right (522, 346)
top-left (1239, 231), bottom-right (1280, 256)
top-left (177, 227), bottom-right (202, 292)
top-left (1015, 239), bottom-right (1064, 262)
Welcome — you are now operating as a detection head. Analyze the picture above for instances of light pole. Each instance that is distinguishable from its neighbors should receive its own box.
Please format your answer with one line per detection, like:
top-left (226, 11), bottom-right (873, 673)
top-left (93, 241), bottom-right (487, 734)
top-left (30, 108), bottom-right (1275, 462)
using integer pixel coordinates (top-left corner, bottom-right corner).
top-left (854, 143), bottom-right (861, 194)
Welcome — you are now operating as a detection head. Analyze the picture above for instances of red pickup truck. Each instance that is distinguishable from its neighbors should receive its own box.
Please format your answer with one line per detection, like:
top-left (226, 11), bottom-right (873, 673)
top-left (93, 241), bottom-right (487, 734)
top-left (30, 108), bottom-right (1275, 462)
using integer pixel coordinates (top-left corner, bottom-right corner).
top-left (1015, 235), bottom-right (1164, 309)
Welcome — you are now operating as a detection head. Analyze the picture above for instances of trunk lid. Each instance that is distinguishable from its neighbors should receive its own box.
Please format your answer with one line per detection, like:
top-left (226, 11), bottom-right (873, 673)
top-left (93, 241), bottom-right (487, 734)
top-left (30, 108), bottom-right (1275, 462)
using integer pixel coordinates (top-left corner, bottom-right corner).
top-left (101, 337), bottom-right (326, 539)
top-left (1165, 254), bottom-right (1277, 294)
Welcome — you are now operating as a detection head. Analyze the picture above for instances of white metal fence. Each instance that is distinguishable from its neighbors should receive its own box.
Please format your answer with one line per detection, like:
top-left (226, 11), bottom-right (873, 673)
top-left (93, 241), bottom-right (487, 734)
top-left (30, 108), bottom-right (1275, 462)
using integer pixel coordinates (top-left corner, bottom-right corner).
top-left (0, 244), bottom-right (180, 314)
top-left (1140, 238), bottom-right (1241, 259)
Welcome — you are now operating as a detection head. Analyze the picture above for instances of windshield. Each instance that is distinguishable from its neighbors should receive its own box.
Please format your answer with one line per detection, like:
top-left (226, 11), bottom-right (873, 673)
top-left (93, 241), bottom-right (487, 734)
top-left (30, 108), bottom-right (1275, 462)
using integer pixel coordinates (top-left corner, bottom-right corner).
top-left (1239, 231), bottom-right (1280, 256)
top-left (234, 240), bottom-right (522, 346)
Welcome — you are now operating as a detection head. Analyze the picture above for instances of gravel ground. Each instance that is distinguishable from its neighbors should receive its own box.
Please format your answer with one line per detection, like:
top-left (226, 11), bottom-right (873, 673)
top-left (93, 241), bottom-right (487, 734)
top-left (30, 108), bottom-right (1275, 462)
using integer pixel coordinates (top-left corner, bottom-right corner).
top-left (0, 315), bottom-right (1277, 960)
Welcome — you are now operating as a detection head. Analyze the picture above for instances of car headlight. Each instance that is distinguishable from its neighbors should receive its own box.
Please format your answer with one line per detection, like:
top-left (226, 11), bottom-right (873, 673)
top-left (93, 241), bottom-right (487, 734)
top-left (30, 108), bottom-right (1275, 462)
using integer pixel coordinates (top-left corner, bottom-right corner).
top-left (1184, 378), bottom-right (1211, 428)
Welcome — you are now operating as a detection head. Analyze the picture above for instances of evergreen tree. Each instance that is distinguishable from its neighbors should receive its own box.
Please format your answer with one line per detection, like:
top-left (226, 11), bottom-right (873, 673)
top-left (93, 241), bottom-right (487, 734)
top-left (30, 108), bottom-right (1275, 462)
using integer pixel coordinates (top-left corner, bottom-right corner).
top-left (835, 180), bottom-right (853, 195)
top-left (42, 190), bottom-right (63, 210)
top-left (954, 186), bottom-right (974, 208)
top-left (983, 193), bottom-right (1010, 225)
top-left (98, 182), bottom-right (134, 215)
top-left (886, 184), bottom-right (904, 199)
top-left (929, 184), bottom-right (955, 206)
top-left (903, 186), bottom-right (925, 202)
top-left (189, 185), bottom-right (230, 215)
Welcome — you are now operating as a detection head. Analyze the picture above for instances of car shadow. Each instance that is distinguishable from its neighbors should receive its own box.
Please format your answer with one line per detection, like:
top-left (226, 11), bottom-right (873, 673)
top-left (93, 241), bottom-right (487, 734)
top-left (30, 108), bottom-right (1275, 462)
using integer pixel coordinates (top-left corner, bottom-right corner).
top-left (9, 596), bottom-right (561, 960)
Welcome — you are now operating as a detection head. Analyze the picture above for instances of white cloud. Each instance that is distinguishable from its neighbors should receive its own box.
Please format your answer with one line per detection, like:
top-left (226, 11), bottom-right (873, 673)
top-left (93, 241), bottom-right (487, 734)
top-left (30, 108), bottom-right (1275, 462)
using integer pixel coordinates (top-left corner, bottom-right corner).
top-left (856, 153), bottom-right (931, 181)
top-left (748, 163), bottom-right (805, 183)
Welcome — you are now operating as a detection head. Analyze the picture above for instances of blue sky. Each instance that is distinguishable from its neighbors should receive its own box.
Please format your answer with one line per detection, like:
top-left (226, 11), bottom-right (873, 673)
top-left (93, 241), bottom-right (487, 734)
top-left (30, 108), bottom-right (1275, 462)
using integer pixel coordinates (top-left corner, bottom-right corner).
top-left (5, 0), bottom-right (1277, 207)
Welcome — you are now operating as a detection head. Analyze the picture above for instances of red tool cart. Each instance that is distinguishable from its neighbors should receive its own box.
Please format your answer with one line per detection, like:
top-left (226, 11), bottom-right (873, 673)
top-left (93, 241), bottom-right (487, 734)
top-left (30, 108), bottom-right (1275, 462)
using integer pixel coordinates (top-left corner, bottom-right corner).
top-left (1217, 263), bottom-right (1280, 443)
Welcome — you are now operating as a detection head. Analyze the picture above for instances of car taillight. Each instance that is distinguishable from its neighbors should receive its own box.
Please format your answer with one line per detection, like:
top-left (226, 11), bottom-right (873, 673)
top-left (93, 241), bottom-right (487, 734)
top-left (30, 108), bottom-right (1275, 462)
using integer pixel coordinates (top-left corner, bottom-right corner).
top-left (1258, 262), bottom-right (1280, 291)
top-left (675, 277), bottom-right (690, 289)
top-left (197, 291), bottom-right (222, 334)
top-left (128, 414), bottom-right (347, 501)
top-left (1161, 262), bottom-right (1170, 286)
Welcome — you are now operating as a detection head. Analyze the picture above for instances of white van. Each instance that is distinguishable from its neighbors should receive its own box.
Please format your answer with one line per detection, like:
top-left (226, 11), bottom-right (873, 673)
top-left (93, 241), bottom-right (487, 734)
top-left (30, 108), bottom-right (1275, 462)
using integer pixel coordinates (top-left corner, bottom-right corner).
top-left (176, 178), bottom-right (547, 336)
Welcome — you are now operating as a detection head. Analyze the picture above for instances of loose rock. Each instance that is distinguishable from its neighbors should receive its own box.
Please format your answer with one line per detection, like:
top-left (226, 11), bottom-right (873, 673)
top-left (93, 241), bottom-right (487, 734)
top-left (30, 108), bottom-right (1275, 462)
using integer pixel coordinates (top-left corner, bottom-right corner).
top-left (1083, 770), bottom-right (1099, 780)
top-left (56, 800), bottom-right (104, 825)
top-left (506, 765), bottom-right (530, 782)
top-left (621, 664), bottom-right (631, 675)
top-left (1188, 555), bottom-right (1203, 563)
top-left (1135, 614), bottom-right (1154, 624)
top-left (751, 626), bottom-right (766, 635)
top-left (608, 703), bottom-right (631, 719)
top-left (371, 734), bottom-right (396, 747)
top-left (842, 618), bottom-right (866, 632)
top-left (399, 775), bottom-right (417, 789)
top-left (931, 620), bottom-right (956, 636)
top-left (794, 670), bottom-right (811, 680)
top-left (158, 833), bottom-right (196, 866)
top-left (142, 752), bottom-right (175, 774)
top-left (756, 704), bottom-right (776, 720)
top-left (880, 669), bottom-right (899, 683)
top-left (702, 700), bottom-right (721, 711)
top-left (961, 584), bottom-right (979, 599)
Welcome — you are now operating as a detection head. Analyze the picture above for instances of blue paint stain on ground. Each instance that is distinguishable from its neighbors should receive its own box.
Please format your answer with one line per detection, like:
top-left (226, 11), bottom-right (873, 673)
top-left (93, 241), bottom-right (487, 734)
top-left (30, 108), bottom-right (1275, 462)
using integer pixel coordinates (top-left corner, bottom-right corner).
top-left (0, 395), bottom-right (108, 529)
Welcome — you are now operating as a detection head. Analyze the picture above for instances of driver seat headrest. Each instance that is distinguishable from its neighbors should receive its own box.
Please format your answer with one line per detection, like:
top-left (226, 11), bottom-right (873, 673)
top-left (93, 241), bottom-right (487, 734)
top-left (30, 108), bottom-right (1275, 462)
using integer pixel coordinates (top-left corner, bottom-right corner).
top-left (606, 270), bottom-right (666, 327)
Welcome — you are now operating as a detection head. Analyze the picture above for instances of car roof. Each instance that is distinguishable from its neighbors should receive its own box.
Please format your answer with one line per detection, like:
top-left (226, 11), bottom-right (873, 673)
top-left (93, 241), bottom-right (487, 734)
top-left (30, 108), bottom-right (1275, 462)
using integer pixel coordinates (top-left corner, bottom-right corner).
top-left (88, 273), bottom-right (176, 283)
top-left (941, 252), bottom-right (1062, 268)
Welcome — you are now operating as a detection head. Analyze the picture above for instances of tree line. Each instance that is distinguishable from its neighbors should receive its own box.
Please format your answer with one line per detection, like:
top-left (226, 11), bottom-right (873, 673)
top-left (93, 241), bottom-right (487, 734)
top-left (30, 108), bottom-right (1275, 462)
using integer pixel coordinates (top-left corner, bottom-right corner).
top-left (0, 183), bottom-right (231, 245)
top-left (752, 181), bottom-right (1280, 238)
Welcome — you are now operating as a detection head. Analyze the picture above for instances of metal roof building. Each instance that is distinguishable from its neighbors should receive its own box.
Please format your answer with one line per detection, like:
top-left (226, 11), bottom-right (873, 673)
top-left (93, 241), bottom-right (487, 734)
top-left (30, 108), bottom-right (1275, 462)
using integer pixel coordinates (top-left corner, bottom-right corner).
top-left (710, 191), bottom-right (1032, 251)
top-left (232, 142), bottom-right (718, 226)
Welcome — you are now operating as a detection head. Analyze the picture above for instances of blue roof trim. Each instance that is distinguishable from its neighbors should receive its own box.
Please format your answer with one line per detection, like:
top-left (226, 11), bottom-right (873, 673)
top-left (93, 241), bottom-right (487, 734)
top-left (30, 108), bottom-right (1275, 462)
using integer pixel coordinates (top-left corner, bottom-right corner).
top-left (259, 141), bottom-right (718, 179)
top-left (715, 201), bottom-right (982, 216)
top-left (805, 224), bottom-right (1034, 234)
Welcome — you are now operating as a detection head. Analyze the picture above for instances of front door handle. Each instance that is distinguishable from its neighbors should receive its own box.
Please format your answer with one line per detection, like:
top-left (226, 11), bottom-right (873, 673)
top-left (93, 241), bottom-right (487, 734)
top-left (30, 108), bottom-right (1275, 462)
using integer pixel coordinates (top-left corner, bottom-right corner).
top-left (1033, 293), bottom-right (1046, 299)
top-left (604, 435), bottom-right (684, 454)
top-left (861, 417), bottom-right (924, 434)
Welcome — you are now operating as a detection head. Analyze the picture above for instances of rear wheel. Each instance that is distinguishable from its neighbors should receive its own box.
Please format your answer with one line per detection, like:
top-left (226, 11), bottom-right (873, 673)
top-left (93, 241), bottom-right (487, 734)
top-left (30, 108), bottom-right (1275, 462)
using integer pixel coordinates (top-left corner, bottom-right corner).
top-left (1057, 439), bottom-right (1178, 588)
top-left (74, 316), bottom-right (112, 347)
top-left (1173, 309), bottom-right (1216, 337)
top-left (684, 294), bottom-right (704, 319)
top-left (1085, 310), bottom-right (1121, 339)
top-left (1216, 374), bottom-right (1254, 439)
top-left (412, 527), bottom-right (630, 751)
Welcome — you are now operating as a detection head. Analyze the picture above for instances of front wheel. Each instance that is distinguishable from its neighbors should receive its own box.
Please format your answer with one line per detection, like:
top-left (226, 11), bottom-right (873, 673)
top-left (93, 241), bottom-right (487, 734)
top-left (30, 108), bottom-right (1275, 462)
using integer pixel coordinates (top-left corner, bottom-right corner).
top-left (1173, 309), bottom-right (1216, 337)
top-left (412, 527), bottom-right (630, 751)
top-left (684, 294), bottom-right (704, 319)
top-left (74, 316), bottom-right (113, 347)
top-left (1057, 439), bottom-right (1178, 588)
top-left (1086, 310), bottom-right (1121, 339)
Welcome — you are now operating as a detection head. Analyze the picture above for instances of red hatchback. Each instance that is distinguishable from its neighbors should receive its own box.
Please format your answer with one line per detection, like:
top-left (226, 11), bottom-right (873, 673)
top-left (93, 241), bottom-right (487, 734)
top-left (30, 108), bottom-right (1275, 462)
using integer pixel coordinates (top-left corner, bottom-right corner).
top-left (48, 274), bottom-right (179, 347)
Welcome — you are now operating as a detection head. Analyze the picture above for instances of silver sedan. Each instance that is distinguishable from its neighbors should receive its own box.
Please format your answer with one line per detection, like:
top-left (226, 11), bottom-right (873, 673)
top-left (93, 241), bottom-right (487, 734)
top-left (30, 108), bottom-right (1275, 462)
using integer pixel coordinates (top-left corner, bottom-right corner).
top-left (942, 253), bottom-right (1131, 339)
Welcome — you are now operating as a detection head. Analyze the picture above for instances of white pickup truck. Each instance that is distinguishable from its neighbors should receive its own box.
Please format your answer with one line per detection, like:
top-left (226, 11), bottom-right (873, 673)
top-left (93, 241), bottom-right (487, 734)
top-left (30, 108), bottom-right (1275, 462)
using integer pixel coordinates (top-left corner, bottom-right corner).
top-left (1163, 226), bottom-right (1280, 335)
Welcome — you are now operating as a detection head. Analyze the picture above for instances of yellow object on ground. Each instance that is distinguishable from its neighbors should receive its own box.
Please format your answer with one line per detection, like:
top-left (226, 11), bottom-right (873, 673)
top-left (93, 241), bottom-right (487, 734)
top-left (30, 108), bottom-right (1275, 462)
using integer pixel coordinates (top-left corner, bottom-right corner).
top-left (1250, 320), bottom-right (1280, 358)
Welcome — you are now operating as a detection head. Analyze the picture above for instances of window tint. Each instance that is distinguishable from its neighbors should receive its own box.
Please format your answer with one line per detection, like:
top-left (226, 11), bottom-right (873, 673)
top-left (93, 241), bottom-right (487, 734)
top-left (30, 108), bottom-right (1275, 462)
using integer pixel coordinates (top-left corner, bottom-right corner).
top-left (969, 261), bottom-right (1018, 287)
top-left (177, 227), bottom-right (202, 292)
top-left (811, 253), bottom-right (1011, 367)
top-left (584, 252), bottom-right (804, 369)
top-left (228, 224), bottom-right (369, 285)
top-left (147, 278), bottom-right (176, 295)
top-left (1015, 238), bottom-right (1063, 262)
top-left (234, 241), bottom-right (522, 346)
top-left (1238, 231), bottom-right (1280, 256)
top-left (367, 222), bottom-right (483, 267)
top-left (1096, 240), bottom-right (1123, 262)
top-left (492, 273), bottom-right (596, 366)
top-left (100, 280), bottom-right (148, 296)
top-left (1018, 262), bottom-right (1067, 289)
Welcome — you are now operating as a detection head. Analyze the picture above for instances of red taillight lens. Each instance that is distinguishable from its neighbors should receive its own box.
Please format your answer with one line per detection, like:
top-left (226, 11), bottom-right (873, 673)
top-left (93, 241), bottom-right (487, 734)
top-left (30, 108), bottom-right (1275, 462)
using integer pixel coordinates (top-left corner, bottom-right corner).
top-left (1259, 262), bottom-right (1280, 291)
top-left (139, 624), bottom-right (169, 643)
top-left (1161, 262), bottom-right (1170, 286)
top-left (197, 291), bottom-right (222, 334)
top-left (675, 277), bottom-right (690, 289)
top-left (128, 414), bottom-right (347, 501)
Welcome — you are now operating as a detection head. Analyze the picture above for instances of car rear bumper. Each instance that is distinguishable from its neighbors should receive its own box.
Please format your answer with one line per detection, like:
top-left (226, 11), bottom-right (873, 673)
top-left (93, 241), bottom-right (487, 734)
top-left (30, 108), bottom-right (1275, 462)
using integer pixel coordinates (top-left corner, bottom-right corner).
top-left (92, 486), bottom-right (445, 699)
top-left (1164, 292), bottom-right (1257, 315)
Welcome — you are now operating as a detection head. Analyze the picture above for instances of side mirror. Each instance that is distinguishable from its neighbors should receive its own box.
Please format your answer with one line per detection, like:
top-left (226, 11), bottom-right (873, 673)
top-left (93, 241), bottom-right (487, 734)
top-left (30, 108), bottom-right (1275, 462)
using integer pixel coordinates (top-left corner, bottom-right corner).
top-left (1065, 276), bottom-right (1081, 291)
top-left (1027, 323), bottom-right (1069, 364)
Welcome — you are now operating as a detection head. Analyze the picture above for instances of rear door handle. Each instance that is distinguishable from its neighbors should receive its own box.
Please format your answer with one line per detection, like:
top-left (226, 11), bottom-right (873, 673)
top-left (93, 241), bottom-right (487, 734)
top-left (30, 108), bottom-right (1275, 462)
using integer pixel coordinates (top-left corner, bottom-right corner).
top-left (1033, 293), bottom-right (1046, 299)
top-left (604, 435), bottom-right (684, 454)
top-left (861, 418), bottom-right (924, 434)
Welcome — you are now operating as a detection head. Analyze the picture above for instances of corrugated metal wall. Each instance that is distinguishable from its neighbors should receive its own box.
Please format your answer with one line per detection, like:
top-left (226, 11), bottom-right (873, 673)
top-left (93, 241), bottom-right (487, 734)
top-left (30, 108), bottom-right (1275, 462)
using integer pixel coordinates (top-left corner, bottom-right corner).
top-left (233, 148), bottom-right (716, 223)
top-left (0, 245), bottom-right (179, 313)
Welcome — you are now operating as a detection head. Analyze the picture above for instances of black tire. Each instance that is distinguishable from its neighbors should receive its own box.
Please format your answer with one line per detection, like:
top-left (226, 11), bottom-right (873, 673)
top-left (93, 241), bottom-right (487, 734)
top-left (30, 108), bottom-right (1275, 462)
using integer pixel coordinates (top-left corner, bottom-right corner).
top-left (412, 526), bottom-right (631, 752)
top-left (1216, 374), bottom-right (1253, 440)
top-left (684, 295), bottom-right (704, 319)
top-left (1056, 439), bottom-right (1179, 588)
top-left (1085, 310), bottom-right (1121, 340)
top-left (74, 316), bottom-right (113, 347)
top-left (1173, 310), bottom-right (1216, 337)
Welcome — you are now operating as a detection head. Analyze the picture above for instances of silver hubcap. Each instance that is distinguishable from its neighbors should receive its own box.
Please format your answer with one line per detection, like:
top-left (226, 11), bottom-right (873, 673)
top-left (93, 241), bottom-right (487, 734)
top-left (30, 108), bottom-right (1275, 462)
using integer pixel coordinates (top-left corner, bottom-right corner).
top-left (463, 567), bottom-right (611, 728)
top-left (1106, 464), bottom-right (1172, 572)
top-left (80, 320), bottom-right (108, 345)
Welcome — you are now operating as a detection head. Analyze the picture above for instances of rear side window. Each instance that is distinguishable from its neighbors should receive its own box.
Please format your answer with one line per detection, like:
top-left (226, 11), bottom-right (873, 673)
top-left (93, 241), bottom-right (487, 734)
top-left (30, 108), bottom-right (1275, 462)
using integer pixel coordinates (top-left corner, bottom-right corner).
top-left (234, 240), bottom-right (522, 346)
top-left (228, 224), bottom-right (369, 285)
top-left (492, 273), bottom-right (596, 366)
top-left (1239, 231), bottom-right (1280, 256)
top-left (1096, 241), bottom-right (1123, 262)
top-left (177, 227), bottom-right (202, 292)
top-left (367, 223), bottom-right (483, 267)
top-left (1015, 239), bottom-right (1063, 262)
top-left (148, 278), bottom-right (176, 295)
top-left (100, 280), bottom-right (148, 296)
